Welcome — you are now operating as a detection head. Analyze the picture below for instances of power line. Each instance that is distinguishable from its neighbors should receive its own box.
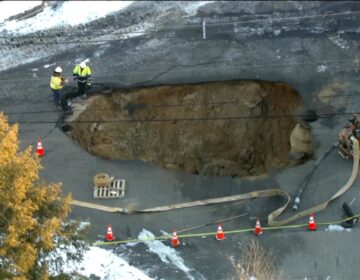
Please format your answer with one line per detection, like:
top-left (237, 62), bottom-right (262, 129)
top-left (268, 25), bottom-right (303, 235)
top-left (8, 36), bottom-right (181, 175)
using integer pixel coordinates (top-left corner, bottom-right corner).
top-left (205, 10), bottom-right (360, 27)
top-left (3, 91), bottom-right (360, 116)
top-left (0, 22), bottom-right (352, 46)
top-left (0, 34), bottom-right (179, 46)
top-left (0, 9), bottom-right (359, 39)
top-left (6, 110), bottom-right (357, 125)
top-left (3, 100), bottom-right (245, 115)
top-left (0, 8), bottom-right (358, 46)
top-left (0, 29), bottom-right (158, 39)
top-left (0, 12), bottom-right (356, 84)
top-left (0, 57), bottom-right (357, 84)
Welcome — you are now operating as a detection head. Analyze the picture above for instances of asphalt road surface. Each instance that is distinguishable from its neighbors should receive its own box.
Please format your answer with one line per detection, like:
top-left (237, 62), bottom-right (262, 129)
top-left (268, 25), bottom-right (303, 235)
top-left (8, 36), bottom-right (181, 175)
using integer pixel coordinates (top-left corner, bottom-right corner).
top-left (1, 1), bottom-right (360, 279)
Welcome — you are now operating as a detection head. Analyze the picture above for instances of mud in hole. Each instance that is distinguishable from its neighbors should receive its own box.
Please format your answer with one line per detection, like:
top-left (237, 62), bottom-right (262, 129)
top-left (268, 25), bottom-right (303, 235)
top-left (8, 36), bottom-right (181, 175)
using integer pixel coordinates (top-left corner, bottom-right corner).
top-left (67, 80), bottom-right (305, 176)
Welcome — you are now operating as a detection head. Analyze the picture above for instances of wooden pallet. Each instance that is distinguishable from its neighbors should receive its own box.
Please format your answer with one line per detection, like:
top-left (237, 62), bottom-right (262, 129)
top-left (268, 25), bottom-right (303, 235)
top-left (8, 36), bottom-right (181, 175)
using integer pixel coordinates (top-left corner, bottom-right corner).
top-left (93, 179), bottom-right (126, 199)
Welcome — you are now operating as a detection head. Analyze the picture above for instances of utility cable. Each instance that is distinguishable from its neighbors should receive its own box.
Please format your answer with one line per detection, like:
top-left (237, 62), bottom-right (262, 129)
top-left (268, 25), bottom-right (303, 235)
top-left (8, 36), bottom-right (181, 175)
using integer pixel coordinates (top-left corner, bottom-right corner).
top-left (1, 9), bottom-right (359, 46)
top-left (0, 24), bottom-right (355, 46)
top-left (23, 115), bottom-right (61, 147)
top-left (5, 110), bottom-right (360, 125)
top-left (93, 213), bottom-right (360, 246)
top-left (3, 91), bottom-right (360, 116)
top-left (0, 57), bottom-right (357, 84)
top-left (292, 144), bottom-right (337, 211)
top-left (205, 10), bottom-right (360, 27)
top-left (0, 34), bottom-right (178, 46)
top-left (0, 9), bottom-right (359, 39)
top-left (176, 213), bottom-right (248, 234)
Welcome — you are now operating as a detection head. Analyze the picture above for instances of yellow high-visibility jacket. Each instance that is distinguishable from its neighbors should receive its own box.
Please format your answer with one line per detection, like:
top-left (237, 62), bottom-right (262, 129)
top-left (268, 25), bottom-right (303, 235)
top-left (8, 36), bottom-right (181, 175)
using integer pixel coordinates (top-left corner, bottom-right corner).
top-left (73, 65), bottom-right (92, 78)
top-left (50, 76), bottom-right (64, 90)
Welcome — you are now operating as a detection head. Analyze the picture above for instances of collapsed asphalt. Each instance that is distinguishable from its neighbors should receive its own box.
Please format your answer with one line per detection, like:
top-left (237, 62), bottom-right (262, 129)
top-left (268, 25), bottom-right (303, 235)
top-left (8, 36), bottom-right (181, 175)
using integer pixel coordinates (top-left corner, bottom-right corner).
top-left (1, 1), bottom-right (360, 279)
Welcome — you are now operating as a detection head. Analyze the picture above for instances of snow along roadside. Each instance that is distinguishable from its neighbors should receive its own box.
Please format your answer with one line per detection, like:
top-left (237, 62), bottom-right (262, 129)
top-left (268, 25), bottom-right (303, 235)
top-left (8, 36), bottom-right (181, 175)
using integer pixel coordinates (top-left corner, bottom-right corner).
top-left (0, 1), bottom-right (42, 24)
top-left (50, 246), bottom-right (153, 280)
top-left (0, 1), bottom-right (134, 35)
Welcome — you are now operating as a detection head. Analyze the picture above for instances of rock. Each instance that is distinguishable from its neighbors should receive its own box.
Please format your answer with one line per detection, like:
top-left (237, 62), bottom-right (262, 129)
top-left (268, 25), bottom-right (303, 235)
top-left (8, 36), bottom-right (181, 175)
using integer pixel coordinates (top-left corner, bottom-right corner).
top-left (89, 123), bottom-right (97, 133)
top-left (97, 124), bottom-right (104, 131)
top-left (289, 122), bottom-right (313, 157)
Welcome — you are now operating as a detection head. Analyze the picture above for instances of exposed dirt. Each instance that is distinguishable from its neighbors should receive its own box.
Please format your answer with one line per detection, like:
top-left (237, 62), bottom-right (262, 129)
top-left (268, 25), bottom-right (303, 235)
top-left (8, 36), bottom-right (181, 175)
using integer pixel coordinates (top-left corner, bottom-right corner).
top-left (68, 80), bottom-right (303, 176)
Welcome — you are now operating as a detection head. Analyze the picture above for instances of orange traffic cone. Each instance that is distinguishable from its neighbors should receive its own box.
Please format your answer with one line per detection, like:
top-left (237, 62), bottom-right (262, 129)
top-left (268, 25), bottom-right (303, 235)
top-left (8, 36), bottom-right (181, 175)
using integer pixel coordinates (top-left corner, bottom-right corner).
top-left (215, 223), bottom-right (225, 241)
top-left (308, 214), bottom-right (317, 231)
top-left (254, 218), bottom-right (263, 236)
top-left (170, 229), bottom-right (180, 247)
top-left (105, 224), bottom-right (115, 242)
top-left (37, 139), bottom-right (45, 157)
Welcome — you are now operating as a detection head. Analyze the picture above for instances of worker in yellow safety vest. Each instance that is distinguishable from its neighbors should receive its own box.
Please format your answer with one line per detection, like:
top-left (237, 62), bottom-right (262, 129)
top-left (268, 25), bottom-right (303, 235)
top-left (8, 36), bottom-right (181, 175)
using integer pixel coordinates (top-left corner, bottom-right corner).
top-left (49, 66), bottom-right (66, 108)
top-left (73, 61), bottom-right (92, 98)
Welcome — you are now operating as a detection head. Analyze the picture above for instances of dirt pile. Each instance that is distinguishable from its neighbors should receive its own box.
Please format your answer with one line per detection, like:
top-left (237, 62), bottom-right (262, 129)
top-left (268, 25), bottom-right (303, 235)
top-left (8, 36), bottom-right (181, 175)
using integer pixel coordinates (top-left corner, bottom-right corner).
top-left (69, 80), bottom-right (303, 176)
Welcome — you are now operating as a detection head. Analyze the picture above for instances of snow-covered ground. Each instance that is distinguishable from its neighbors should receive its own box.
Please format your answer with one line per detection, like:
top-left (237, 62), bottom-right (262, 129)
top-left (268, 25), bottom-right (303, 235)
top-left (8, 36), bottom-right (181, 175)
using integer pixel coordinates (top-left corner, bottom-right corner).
top-left (0, 1), bottom-right (42, 23)
top-left (0, 1), bottom-right (212, 72)
top-left (49, 228), bottom-right (204, 280)
top-left (182, 1), bottom-right (212, 16)
top-left (0, 1), bottom-right (134, 35)
top-left (325, 224), bottom-right (352, 232)
top-left (137, 229), bottom-right (204, 280)
top-left (0, 1), bottom-right (211, 35)
top-left (57, 246), bottom-right (153, 280)
top-left (48, 228), bottom-right (206, 279)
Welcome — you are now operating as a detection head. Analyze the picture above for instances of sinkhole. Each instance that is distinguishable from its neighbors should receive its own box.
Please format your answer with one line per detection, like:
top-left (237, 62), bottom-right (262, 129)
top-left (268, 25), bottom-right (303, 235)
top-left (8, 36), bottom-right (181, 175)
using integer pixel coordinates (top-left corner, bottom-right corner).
top-left (67, 80), bottom-right (305, 176)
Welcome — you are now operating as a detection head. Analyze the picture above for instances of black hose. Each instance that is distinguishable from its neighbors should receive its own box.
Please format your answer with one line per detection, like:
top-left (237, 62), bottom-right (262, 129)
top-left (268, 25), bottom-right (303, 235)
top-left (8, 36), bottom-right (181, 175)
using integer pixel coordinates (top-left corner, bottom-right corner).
top-left (343, 202), bottom-right (355, 217)
top-left (341, 202), bottom-right (359, 228)
top-left (292, 144), bottom-right (337, 210)
top-left (176, 213), bottom-right (248, 234)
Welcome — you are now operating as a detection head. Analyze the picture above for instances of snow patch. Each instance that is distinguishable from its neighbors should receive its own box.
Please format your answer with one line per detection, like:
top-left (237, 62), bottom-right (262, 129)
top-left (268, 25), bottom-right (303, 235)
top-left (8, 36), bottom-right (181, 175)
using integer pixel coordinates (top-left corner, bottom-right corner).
top-left (43, 63), bottom-right (56, 69)
top-left (0, 2), bottom-right (155, 72)
top-left (73, 58), bottom-right (91, 65)
top-left (50, 246), bottom-right (152, 280)
top-left (325, 224), bottom-right (351, 232)
top-left (78, 221), bottom-right (91, 231)
top-left (0, 1), bottom-right (134, 35)
top-left (328, 35), bottom-right (350, 49)
top-left (160, 229), bottom-right (170, 236)
top-left (138, 229), bottom-right (196, 280)
top-left (183, 1), bottom-right (212, 16)
top-left (304, 276), bottom-right (332, 280)
top-left (317, 64), bottom-right (327, 73)
top-left (0, 1), bottom-right (42, 23)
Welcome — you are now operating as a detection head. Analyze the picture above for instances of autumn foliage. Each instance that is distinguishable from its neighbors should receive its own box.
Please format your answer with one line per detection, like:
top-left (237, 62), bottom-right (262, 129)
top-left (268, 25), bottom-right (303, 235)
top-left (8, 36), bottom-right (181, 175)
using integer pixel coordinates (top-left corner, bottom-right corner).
top-left (0, 113), bottom-right (75, 279)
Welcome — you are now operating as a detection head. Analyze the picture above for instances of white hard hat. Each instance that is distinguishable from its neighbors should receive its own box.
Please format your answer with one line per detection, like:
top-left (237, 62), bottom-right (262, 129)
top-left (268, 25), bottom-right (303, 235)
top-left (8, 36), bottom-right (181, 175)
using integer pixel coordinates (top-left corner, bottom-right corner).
top-left (80, 61), bottom-right (86, 68)
top-left (54, 66), bottom-right (62, 73)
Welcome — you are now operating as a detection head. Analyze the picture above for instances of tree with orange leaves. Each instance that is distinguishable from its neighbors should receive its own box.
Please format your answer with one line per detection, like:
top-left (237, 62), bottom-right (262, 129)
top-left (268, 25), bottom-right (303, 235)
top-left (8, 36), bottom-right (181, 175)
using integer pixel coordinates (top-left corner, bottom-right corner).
top-left (0, 113), bottom-right (86, 279)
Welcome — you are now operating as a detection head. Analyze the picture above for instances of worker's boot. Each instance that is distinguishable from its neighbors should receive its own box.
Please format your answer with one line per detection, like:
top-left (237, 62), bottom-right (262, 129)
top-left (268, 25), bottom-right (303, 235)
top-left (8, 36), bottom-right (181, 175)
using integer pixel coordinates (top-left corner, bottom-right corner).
top-left (64, 107), bottom-right (73, 115)
top-left (67, 100), bottom-right (74, 109)
top-left (61, 99), bottom-right (73, 114)
top-left (341, 203), bottom-right (359, 228)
